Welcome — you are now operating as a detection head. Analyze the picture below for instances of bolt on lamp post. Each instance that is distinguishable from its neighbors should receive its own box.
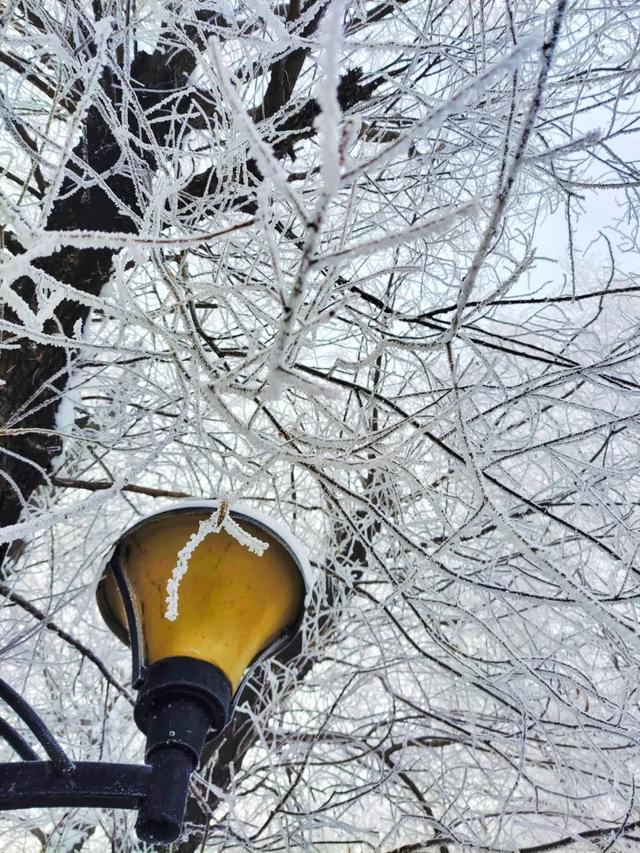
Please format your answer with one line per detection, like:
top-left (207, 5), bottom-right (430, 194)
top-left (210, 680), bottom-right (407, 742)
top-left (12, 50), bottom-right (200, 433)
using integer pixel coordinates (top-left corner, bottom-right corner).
top-left (0, 502), bottom-right (311, 845)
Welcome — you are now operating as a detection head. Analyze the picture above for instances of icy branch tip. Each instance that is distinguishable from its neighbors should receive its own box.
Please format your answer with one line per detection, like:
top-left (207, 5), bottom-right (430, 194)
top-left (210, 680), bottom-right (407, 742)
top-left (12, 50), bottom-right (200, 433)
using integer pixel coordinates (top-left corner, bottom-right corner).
top-left (164, 503), bottom-right (269, 622)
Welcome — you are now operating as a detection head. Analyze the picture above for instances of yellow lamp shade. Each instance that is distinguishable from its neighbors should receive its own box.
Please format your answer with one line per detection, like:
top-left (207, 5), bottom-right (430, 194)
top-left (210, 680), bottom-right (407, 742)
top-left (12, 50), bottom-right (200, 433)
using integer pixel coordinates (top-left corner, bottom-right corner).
top-left (97, 504), bottom-right (307, 692)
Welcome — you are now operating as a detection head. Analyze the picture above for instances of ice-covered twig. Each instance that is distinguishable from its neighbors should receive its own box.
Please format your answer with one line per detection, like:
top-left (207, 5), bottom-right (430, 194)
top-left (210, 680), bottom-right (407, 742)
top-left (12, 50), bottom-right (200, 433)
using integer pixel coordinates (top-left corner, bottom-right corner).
top-left (164, 502), bottom-right (269, 622)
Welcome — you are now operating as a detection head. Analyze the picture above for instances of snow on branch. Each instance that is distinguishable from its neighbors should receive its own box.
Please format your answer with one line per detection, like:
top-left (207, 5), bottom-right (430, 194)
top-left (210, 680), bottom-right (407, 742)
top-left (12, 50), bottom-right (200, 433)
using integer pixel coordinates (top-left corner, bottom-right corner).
top-left (2, 0), bottom-right (640, 848)
top-left (164, 501), bottom-right (269, 622)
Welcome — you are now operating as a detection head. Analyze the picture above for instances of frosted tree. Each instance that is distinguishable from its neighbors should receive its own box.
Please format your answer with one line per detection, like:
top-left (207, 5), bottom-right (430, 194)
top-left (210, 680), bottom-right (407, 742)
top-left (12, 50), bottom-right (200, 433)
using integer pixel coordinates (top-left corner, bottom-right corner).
top-left (1, 0), bottom-right (640, 850)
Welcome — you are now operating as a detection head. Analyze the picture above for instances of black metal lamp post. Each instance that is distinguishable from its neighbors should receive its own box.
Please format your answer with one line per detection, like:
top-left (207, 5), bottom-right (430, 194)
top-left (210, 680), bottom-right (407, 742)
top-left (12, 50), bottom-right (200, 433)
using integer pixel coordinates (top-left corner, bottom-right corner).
top-left (0, 502), bottom-right (310, 844)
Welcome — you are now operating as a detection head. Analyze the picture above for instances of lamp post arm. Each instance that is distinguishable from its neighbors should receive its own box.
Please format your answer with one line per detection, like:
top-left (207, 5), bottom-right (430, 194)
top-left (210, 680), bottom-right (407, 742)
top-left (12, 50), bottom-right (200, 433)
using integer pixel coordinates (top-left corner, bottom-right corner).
top-left (0, 677), bottom-right (74, 772)
top-left (0, 717), bottom-right (40, 762)
top-left (0, 761), bottom-right (151, 810)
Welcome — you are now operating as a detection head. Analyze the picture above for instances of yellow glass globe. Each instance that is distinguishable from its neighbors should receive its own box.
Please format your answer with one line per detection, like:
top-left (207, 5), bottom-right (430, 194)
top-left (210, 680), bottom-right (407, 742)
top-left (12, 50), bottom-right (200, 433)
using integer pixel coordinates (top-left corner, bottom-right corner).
top-left (98, 507), bottom-right (306, 692)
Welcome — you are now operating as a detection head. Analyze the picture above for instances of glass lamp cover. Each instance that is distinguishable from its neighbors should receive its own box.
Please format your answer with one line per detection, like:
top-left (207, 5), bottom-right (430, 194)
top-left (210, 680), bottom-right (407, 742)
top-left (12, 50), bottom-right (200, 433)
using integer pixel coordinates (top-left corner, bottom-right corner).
top-left (98, 509), bottom-right (305, 691)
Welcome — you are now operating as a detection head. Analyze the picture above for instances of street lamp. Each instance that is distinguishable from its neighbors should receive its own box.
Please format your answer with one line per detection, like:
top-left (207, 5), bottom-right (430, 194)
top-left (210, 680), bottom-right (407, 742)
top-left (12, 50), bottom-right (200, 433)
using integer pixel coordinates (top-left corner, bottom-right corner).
top-left (0, 502), bottom-right (310, 844)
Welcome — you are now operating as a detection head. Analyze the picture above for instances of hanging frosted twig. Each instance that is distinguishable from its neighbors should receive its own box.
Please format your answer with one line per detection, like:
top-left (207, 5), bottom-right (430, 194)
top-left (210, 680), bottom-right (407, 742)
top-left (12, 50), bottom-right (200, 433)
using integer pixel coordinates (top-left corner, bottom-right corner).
top-left (164, 501), bottom-right (269, 622)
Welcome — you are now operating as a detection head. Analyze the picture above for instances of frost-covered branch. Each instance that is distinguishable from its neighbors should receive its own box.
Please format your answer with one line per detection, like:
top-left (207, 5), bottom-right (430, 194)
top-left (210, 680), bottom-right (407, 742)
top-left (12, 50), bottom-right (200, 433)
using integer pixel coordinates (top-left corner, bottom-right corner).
top-left (2, 0), bottom-right (640, 849)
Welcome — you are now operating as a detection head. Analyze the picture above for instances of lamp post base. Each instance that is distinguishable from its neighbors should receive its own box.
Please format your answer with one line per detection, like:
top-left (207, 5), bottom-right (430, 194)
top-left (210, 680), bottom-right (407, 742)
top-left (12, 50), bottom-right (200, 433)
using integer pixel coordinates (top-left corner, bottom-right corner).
top-left (133, 657), bottom-right (232, 844)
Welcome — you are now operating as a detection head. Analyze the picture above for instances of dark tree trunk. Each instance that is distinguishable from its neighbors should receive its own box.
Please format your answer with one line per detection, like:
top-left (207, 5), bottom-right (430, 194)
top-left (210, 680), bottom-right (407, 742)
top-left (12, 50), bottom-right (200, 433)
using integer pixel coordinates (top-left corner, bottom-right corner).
top-left (0, 105), bottom-right (138, 563)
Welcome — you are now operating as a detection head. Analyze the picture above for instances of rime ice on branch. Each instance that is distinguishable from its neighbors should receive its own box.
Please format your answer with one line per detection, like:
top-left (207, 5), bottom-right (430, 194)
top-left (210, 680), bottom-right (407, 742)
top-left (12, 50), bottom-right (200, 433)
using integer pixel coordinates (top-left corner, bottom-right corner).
top-left (2, 0), bottom-right (640, 850)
